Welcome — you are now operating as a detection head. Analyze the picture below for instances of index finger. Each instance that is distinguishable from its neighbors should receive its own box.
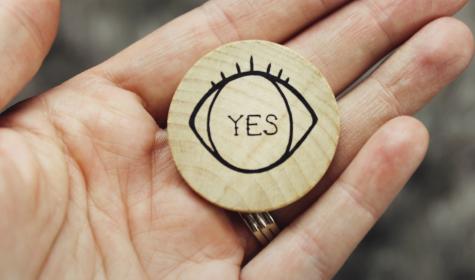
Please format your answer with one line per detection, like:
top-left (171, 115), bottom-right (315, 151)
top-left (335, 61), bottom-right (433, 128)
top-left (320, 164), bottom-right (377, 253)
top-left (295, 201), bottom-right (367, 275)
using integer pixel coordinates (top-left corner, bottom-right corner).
top-left (94, 0), bottom-right (349, 124)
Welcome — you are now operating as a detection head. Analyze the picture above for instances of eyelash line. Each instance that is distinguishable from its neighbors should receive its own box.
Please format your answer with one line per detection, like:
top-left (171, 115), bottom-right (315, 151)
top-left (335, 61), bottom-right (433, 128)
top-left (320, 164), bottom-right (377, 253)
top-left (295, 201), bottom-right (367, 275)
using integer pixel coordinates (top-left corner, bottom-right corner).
top-left (209, 56), bottom-right (291, 87)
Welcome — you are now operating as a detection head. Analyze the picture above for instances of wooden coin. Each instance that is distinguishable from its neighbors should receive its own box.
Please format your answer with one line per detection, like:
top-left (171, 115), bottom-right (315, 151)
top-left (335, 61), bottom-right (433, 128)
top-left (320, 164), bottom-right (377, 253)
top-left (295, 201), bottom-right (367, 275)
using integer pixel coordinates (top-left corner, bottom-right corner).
top-left (168, 40), bottom-right (340, 212)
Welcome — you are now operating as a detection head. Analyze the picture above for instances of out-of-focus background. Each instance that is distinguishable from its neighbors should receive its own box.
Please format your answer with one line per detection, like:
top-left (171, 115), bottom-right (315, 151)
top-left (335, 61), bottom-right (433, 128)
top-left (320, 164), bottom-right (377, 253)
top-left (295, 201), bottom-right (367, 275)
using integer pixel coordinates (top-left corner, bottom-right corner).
top-left (15, 1), bottom-right (474, 279)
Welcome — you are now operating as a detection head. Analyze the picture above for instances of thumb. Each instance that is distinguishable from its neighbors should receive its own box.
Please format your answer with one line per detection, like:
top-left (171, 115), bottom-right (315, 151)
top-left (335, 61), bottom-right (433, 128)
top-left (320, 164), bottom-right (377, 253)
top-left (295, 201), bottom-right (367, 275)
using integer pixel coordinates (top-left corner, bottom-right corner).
top-left (0, 0), bottom-right (61, 109)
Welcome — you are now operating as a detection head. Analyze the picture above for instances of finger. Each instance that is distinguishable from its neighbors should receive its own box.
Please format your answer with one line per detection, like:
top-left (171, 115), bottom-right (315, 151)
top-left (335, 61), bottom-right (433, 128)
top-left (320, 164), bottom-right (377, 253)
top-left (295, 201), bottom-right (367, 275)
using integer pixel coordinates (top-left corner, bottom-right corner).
top-left (273, 17), bottom-right (474, 225)
top-left (97, 0), bottom-right (467, 126)
top-left (243, 117), bottom-right (429, 279)
top-left (95, 0), bottom-right (350, 124)
top-left (287, 0), bottom-right (469, 93)
top-left (0, 0), bottom-right (60, 109)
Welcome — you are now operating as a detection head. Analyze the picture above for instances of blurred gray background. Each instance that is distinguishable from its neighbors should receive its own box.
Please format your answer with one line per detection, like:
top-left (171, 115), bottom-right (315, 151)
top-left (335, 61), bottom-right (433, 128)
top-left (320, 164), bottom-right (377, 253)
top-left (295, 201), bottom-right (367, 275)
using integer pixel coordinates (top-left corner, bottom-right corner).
top-left (16, 1), bottom-right (475, 279)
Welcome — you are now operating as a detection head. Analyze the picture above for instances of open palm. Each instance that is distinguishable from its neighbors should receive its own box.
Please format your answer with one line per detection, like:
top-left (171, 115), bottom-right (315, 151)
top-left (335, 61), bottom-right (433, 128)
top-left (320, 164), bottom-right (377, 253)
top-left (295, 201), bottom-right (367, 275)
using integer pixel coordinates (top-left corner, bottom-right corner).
top-left (0, 0), bottom-right (473, 279)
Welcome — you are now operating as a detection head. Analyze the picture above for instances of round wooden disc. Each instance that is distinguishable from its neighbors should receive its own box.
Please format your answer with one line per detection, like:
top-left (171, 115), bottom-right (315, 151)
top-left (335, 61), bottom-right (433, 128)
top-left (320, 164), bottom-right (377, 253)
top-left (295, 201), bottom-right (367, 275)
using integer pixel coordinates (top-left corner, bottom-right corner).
top-left (168, 40), bottom-right (340, 212)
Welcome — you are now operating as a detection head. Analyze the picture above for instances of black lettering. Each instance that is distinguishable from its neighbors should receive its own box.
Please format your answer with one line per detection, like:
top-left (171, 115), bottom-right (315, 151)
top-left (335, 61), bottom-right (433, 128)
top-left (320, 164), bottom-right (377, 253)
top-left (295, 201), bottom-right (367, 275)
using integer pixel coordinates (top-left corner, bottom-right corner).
top-left (228, 115), bottom-right (244, 136)
top-left (246, 114), bottom-right (262, 136)
top-left (264, 114), bottom-right (278, 135)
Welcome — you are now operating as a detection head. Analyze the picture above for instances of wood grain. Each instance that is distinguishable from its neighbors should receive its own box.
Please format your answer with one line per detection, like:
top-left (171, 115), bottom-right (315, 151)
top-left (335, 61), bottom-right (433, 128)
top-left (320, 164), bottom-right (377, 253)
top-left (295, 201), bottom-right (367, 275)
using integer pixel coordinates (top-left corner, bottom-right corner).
top-left (168, 40), bottom-right (340, 212)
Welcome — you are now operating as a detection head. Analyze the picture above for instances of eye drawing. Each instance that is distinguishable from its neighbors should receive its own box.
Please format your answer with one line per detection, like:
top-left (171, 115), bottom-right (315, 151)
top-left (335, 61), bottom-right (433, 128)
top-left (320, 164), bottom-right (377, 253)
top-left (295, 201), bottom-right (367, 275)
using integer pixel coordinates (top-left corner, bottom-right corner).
top-left (189, 56), bottom-right (318, 174)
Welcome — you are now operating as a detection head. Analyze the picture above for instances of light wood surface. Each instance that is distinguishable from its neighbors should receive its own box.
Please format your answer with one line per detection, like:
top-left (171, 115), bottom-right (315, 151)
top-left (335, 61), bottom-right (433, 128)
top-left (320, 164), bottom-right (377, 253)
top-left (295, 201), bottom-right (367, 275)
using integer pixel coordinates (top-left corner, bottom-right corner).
top-left (168, 40), bottom-right (340, 212)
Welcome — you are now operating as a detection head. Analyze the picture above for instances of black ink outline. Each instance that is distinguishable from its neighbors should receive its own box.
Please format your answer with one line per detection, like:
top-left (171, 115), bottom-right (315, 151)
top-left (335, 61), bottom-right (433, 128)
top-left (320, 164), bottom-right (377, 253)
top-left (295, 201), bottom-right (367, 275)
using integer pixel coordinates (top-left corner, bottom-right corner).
top-left (189, 57), bottom-right (318, 174)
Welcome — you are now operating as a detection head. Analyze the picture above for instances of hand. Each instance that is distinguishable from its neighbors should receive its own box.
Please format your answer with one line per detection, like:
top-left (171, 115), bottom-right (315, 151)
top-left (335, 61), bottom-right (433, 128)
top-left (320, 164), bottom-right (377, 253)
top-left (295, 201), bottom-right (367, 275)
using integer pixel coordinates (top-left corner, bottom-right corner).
top-left (0, 0), bottom-right (472, 279)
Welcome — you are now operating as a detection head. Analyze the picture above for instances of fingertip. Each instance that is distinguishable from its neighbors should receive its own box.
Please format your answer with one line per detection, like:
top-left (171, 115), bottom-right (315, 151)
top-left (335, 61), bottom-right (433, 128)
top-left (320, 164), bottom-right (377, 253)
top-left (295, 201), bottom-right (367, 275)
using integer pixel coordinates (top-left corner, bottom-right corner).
top-left (439, 17), bottom-right (473, 65)
top-left (375, 17), bottom-right (475, 115)
top-left (416, 17), bottom-right (474, 77)
top-left (453, 18), bottom-right (475, 65)
top-left (335, 116), bottom-right (430, 221)
top-left (442, 0), bottom-right (470, 14)
top-left (355, 116), bottom-right (430, 188)
top-left (25, 0), bottom-right (62, 50)
top-left (377, 116), bottom-right (430, 166)
top-left (0, 0), bottom-right (62, 109)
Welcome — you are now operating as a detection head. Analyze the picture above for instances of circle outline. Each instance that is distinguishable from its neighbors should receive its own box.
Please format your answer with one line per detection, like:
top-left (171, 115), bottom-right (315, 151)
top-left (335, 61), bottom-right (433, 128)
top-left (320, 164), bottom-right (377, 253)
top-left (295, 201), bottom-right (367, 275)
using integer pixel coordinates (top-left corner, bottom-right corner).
top-left (189, 69), bottom-right (319, 174)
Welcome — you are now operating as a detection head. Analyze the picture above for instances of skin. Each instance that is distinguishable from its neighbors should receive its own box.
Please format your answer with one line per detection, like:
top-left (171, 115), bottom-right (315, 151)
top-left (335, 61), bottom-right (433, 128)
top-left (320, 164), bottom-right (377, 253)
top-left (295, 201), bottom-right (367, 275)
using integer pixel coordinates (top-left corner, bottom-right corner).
top-left (0, 0), bottom-right (473, 279)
